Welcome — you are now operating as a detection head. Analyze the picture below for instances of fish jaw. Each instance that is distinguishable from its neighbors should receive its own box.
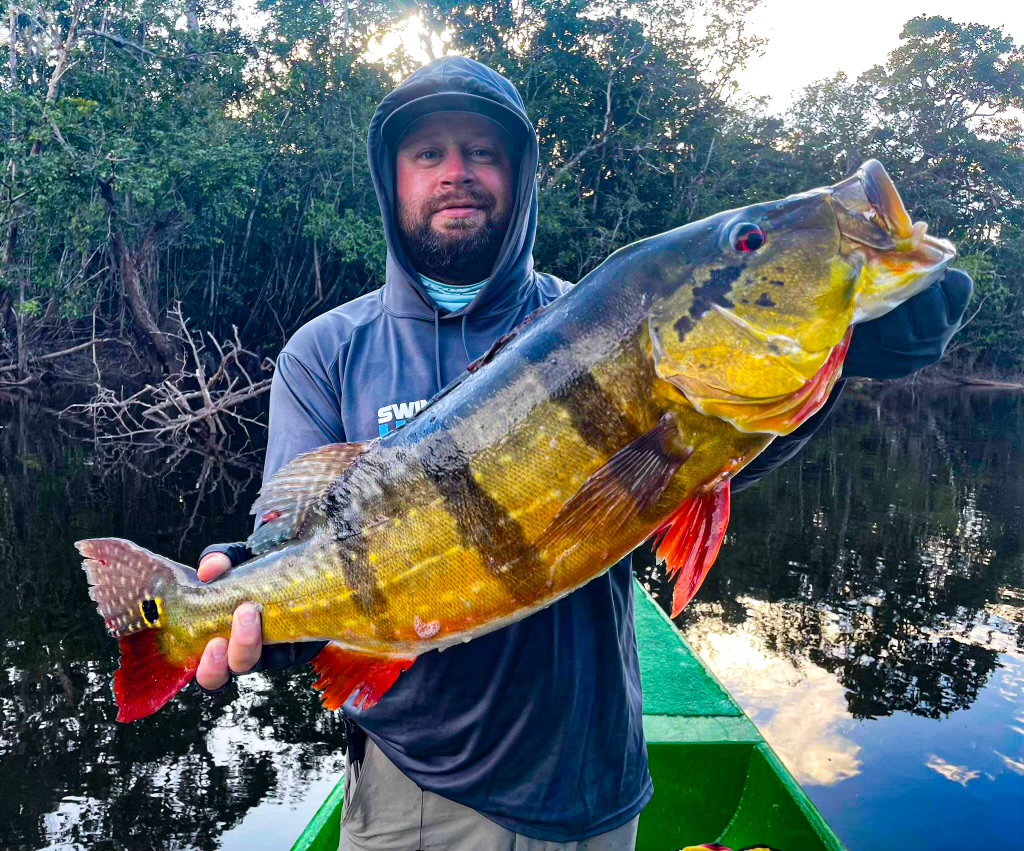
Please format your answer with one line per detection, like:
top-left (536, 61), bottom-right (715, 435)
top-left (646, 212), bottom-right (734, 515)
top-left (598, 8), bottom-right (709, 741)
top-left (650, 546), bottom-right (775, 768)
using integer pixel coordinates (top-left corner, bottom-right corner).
top-left (832, 159), bottom-right (956, 323)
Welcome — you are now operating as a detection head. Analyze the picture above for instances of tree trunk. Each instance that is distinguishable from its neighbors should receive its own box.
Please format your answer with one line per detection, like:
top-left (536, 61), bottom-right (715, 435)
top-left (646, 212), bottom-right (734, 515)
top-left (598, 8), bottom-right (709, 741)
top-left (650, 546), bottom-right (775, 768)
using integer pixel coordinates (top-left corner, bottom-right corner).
top-left (8, 5), bottom-right (17, 86)
top-left (16, 276), bottom-right (27, 378)
top-left (4, 6), bottom-right (19, 349)
top-left (110, 228), bottom-right (178, 372)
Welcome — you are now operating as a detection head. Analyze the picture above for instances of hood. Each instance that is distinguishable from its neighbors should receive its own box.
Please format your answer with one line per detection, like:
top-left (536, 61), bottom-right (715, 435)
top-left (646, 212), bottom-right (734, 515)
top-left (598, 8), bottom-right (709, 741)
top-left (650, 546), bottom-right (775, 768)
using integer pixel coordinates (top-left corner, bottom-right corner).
top-left (368, 56), bottom-right (541, 320)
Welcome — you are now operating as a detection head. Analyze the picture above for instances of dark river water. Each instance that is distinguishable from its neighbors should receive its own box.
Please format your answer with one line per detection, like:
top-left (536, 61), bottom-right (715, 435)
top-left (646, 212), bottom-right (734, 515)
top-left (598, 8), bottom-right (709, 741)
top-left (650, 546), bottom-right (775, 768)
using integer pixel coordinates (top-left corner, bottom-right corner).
top-left (1, 387), bottom-right (1022, 850)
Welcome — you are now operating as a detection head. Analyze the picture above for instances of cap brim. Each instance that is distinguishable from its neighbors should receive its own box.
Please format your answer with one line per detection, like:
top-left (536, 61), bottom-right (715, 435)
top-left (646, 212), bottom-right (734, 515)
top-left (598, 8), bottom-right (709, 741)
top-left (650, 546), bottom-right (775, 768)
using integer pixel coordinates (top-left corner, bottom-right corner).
top-left (380, 92), bottom-right (530, 149)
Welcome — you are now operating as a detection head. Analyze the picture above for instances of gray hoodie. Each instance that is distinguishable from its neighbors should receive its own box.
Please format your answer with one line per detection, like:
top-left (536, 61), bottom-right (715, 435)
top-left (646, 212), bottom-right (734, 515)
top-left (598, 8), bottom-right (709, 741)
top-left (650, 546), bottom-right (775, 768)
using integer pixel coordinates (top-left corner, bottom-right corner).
top-left (254, 57), bottom-right (648, 841)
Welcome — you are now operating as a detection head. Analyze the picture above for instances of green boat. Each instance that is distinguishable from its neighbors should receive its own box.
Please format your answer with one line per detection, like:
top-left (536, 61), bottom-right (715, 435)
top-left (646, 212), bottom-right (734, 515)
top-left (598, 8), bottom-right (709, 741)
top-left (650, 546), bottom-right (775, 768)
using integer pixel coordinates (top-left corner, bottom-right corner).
top-left (292, 581), bottom-right (846, 851)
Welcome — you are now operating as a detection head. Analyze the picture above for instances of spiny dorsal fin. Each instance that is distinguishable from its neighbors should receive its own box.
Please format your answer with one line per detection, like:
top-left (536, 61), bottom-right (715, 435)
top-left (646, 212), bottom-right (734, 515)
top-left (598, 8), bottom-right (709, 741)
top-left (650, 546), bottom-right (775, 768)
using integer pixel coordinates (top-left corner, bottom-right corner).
top-left (467, 301), bottom-right (553, 374)
top-left (652, 481), bottom-right (731, 617)
top-left (247, 442), bottom-right (368, 555)
top-left (536, 414), bottom-right (693, 554)
top-left (420, 302), bottom-right (557, 416)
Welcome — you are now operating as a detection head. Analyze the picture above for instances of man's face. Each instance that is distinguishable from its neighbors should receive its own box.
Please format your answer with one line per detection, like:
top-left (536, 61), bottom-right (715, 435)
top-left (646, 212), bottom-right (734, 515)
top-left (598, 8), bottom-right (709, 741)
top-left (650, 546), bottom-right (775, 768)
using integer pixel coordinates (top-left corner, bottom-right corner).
top-left (395, 112), bottom-right (515, 286)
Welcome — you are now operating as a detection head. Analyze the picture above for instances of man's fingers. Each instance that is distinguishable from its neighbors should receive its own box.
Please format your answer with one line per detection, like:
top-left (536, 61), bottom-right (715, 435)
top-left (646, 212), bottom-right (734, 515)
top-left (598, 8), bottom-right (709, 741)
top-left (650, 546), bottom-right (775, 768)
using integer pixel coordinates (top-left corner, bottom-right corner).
top-left (198, 552), bottom-right (232, 582)
top-left (939, 268), bottom-right (973, 325)
top-left (228, 603), bottom-right (263, 675)
top-left (197, 637), bottom-right (230, 691)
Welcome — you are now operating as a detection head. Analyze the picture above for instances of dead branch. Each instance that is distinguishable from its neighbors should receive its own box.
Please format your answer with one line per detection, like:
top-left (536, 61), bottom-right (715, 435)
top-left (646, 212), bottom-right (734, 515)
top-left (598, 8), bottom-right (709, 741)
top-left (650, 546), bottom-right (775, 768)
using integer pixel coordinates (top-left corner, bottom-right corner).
top-left (62, 305), bottom-right (273, 442)
top-left (0, 337), bottom-right (123, 373)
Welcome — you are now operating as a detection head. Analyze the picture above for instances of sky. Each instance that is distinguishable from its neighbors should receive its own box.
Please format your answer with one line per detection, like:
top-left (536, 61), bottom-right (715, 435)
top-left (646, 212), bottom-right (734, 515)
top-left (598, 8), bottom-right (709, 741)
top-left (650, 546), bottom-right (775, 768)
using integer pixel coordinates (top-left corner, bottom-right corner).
top-left (734, 0), bottom-right (1024, 110)
top-left (235, 0), bottom-right (1023, 113)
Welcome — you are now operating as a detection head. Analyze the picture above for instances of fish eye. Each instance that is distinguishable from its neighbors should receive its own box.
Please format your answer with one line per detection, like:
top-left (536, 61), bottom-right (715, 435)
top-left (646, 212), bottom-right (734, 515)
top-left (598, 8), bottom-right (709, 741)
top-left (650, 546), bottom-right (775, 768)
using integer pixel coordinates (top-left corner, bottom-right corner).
top-left (730, 222), bottom-right (766, 252)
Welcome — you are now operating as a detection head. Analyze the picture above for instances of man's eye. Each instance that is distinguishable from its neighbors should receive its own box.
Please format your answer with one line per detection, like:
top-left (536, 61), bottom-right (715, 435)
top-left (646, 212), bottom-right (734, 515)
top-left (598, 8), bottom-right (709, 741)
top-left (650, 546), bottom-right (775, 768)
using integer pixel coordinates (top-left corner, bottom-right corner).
top-left (471, 148), bottom-right (494, 158)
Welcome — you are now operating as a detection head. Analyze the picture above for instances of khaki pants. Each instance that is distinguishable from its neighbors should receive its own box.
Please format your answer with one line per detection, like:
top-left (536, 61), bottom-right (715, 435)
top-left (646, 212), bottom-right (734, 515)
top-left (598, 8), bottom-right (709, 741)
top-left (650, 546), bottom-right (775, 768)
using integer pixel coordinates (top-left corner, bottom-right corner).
top-left (340, 740), bottom-right (640, 851)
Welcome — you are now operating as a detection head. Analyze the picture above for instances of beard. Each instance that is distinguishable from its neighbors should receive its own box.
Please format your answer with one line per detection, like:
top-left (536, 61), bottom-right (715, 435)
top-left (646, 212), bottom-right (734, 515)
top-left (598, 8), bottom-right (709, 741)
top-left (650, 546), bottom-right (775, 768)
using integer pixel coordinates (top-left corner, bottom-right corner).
top-left (398, 188), bottom-right (512, 285)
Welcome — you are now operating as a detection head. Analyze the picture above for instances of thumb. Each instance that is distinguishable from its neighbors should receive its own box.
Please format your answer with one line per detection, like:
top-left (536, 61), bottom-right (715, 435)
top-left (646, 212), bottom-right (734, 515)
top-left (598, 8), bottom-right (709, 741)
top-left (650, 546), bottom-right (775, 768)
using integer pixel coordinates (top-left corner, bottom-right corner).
top-left (198, 552), bottom-right (232, 583)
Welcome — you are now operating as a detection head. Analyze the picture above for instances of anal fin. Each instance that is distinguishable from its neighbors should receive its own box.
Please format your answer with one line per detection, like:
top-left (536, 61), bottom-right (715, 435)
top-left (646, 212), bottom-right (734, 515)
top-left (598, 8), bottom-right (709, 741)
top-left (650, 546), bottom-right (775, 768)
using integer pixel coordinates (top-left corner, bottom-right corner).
top-left (311, 643), bottom-right (415, 711)
top-left (653, 481), bottom-right (731, 617)
top-left (537, 414), bottom-right (693, 553)
top-left (247, 442), bottom-right (369, 555)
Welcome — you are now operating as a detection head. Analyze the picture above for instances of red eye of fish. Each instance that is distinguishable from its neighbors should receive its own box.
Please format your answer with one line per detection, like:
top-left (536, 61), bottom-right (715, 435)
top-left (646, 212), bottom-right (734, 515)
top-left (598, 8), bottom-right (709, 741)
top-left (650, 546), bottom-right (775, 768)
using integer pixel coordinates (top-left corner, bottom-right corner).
top-left (731, 223), bottom-right (765, 252)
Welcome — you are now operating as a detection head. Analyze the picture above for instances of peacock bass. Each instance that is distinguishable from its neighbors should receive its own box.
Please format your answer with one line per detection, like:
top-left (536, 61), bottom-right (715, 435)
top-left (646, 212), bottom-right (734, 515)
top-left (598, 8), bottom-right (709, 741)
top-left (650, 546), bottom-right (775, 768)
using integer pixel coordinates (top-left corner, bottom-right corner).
top-left (78, 160), bottom-right (955, 723)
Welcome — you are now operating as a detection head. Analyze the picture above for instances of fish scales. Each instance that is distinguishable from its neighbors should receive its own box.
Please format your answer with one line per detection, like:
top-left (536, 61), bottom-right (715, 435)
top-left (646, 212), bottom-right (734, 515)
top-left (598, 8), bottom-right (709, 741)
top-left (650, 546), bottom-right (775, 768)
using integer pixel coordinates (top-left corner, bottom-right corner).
top-left (77, 160), bottom-right (957, 720)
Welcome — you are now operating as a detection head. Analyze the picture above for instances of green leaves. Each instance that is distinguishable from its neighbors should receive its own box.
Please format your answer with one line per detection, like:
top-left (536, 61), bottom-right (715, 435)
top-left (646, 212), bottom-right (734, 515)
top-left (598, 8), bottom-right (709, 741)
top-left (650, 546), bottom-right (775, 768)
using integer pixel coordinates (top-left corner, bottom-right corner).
top-left (0, 4), bottom-right (1018, 377)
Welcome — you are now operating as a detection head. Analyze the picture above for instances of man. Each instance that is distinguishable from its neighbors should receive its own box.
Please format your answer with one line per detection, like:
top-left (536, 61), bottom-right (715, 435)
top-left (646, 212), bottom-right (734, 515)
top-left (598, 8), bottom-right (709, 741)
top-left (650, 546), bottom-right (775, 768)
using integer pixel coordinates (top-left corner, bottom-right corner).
top-left (195, 57), bottom-right (972, 849)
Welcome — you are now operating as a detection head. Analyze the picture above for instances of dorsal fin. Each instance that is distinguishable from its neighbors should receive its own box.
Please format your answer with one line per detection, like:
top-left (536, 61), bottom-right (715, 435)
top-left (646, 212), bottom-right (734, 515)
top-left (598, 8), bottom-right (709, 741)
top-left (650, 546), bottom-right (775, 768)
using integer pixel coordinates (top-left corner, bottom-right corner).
top-left (247, 442), bottom-right (368, 555)
top-left (414, 302), bottom-right (557, 418)
top-left (466, 301), bottom-right (553, 374)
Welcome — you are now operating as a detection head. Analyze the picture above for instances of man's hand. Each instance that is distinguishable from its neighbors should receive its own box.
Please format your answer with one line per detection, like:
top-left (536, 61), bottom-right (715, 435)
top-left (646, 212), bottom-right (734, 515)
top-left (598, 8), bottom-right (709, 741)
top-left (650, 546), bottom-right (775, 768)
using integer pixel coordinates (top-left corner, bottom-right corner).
top-left (195, 552), bottom-right (263, 692)
top-left (844, 268), bottom-right (973, 380)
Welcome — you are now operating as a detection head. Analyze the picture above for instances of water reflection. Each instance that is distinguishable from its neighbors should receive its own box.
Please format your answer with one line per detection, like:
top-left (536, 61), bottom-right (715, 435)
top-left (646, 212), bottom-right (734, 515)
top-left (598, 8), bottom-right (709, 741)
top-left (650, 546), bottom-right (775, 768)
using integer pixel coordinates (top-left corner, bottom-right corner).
top-left (682, 599), bottom-right (864, 787)
top-left (644, 388), bottom-right (1024, 718)
top-left (641, 387), bottom-right (1024, 849)
top-left (2, 387), bottom-right (1023, 850)
top-left (0, 403), bottom-right (344, 851)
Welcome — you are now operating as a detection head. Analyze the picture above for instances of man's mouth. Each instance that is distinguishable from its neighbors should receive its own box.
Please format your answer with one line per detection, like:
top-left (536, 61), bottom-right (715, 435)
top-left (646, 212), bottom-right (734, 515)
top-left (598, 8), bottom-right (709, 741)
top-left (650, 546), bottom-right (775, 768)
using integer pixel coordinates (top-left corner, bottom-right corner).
top-left (435, 205), bottom-right (481, 218)
top-left (429, 193), bottom-right (492, 219)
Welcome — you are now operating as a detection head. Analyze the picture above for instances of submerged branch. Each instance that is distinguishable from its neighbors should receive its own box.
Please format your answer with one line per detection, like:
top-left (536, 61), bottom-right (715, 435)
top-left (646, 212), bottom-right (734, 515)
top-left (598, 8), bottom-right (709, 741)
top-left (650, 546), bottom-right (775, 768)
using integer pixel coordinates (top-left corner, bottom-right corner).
top-left (62, 305), bottom-right (273, 442)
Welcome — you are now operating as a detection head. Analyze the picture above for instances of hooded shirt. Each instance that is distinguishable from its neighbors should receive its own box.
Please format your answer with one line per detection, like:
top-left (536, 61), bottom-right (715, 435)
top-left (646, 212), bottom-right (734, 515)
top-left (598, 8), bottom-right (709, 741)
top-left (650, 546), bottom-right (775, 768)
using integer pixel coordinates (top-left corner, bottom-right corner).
top-left (253, 56), bottom-right (841, 841)
top-left (259, 57), bottom-right (649, 841)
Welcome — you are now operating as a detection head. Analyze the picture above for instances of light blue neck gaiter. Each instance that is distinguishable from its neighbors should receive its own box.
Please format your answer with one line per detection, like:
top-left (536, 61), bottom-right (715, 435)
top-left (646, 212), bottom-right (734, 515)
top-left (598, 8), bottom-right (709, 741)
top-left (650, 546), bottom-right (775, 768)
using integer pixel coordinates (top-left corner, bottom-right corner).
top-left (419, 275), bottom-right (487, 312)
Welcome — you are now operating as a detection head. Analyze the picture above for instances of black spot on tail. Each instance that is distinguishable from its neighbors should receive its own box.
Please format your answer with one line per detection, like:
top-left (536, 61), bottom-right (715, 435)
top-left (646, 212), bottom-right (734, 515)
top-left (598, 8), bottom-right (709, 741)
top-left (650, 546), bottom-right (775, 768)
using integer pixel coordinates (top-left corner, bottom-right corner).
top-left (141, 599), bottom-right (160, 626)
top-left (756, 293), bottom-right (776, 307)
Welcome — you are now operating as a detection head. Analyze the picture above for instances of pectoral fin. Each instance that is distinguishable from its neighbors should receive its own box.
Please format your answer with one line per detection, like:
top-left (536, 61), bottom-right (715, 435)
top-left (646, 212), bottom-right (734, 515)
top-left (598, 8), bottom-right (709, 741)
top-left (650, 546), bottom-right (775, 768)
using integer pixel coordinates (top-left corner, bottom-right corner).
top-left (537, 414), bottom-right (693, 553)
top-left (653, 481), bottom-right (731, 617)
top-left (311, 643), bottom-right (415, 711)
top-left (247, 443), bottom-right (369, 555)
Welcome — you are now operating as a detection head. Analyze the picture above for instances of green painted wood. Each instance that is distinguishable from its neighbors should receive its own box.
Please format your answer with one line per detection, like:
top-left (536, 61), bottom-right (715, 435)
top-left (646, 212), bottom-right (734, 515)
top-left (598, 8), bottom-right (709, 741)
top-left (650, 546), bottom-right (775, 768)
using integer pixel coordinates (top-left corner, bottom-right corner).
top-left (642, 713), bottom-right (760, 744)
top-left (293, 777), bottom-right (344, 851)
top-left (291, 581), bottom-right (846, 851)
top-left (633, 580), bottom-right (742, 719)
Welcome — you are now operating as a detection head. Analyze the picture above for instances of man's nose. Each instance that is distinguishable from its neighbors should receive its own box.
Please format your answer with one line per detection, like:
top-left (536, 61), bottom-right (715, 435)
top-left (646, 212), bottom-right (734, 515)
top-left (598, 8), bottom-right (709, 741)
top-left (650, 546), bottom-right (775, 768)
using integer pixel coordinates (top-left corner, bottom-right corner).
top-left (440, 151), bottom-right (474, 186)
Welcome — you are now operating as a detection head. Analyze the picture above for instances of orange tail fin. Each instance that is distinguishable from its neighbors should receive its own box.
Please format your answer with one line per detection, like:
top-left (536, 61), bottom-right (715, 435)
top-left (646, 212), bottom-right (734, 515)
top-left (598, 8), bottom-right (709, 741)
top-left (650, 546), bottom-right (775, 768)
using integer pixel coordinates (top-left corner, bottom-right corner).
top-left (653, 482), bottom-right (731, 617)
top-left (312, 643), bottom-right (415, 711)
top-left (77, 538), bottom-right (201, 722)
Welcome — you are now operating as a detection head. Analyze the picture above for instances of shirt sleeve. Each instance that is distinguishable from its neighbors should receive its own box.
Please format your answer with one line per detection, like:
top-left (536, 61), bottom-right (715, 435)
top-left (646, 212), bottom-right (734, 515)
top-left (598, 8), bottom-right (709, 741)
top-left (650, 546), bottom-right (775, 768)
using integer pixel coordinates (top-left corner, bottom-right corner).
top-left (731, 381), bottom-right (845, 493)
top-left (262, 350), bottom-right (346, 481)
top-left (254, 349), bottom-right (343, 670)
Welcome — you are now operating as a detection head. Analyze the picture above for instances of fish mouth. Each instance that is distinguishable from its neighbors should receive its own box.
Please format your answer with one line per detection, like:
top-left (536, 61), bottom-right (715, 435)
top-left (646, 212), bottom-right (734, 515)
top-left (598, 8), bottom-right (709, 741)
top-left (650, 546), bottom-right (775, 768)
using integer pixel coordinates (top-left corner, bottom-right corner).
top-left (831, 159), bottom-right (956, 323)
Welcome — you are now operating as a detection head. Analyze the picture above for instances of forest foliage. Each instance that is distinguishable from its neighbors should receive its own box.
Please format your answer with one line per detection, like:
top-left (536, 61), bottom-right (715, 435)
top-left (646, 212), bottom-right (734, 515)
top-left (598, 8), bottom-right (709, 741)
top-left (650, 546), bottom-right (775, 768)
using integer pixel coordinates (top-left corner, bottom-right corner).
top-left (1, 0), bottom-right (1022, 386)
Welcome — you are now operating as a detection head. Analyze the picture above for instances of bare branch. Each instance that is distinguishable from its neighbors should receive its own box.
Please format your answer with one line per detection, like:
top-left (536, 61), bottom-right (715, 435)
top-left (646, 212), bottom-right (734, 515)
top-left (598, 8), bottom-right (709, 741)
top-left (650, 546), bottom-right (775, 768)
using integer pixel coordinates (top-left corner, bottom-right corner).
top-left (62, 305), bottom-right (273, 443)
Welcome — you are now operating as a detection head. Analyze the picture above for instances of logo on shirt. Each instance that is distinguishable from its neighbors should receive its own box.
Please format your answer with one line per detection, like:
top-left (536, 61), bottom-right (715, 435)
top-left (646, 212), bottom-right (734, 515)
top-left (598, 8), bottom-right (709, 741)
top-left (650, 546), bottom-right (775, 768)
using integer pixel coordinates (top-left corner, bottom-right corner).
top-left (377, 399), bottom-right (429, 436)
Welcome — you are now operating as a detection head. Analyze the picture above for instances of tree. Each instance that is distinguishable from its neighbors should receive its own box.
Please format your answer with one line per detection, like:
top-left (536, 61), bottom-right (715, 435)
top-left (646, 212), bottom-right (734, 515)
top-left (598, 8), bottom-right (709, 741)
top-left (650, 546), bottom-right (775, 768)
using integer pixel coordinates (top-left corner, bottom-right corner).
top-left (787, 17), bottom-right (1024, 373)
